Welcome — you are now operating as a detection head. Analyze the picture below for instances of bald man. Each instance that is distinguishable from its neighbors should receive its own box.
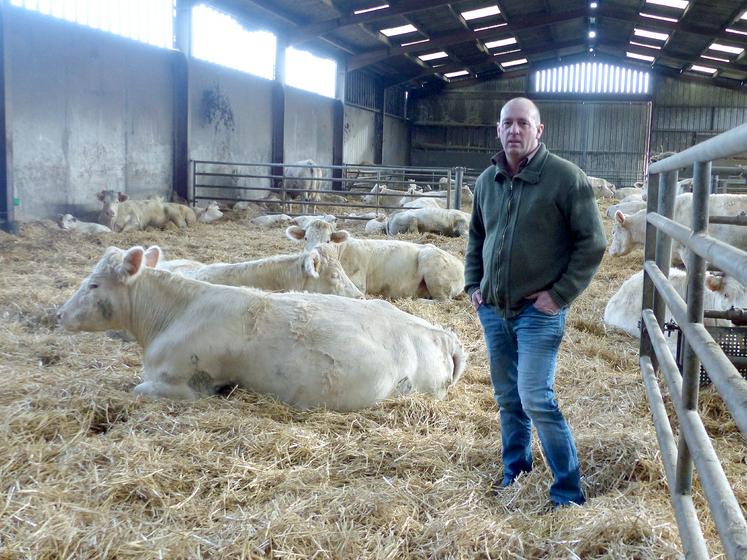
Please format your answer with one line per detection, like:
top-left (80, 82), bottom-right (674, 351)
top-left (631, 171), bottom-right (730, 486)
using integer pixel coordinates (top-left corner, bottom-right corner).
top-left (464, 97), bottom-right (606, 508)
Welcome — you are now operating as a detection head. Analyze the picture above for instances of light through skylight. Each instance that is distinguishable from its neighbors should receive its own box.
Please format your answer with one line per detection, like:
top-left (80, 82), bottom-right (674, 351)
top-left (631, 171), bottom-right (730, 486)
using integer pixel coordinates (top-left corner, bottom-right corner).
top-left (709, 42), bottom-right (744, 55)
top-left (701, 54), bottom-right (728, 63)
top-left (627, 52), bottom-right (654, 62)
top-left (286, 47), bottom-right (336, 98)
top-left (444, 70), bottom-right (469, 78)
top-left (502, 58), bottom-right (527, 67)
top-left (461, 5), bottom-right (501, 20)
top-left (726, 28), bottom-right (747, 36)
top-left (9, 0), bottom-right (174, 49)
top-left (640, 12), bottom-right (678, 23)
top-left (690, 64), bottom-right (716, 74)
top-left (419, 51), bottom-right (448, 61)
top-left (401, 38), bottom-right (430, 46)
top-left (630, 40), bottom-right (662, 50)
top-left (193, 4), bottom-right (275, 79)
top-left (534, 62), bottom-right (650, 95)
top-left (485, 37), bottom-right (517, 49)
top-left (645, 0), bottom-right (688, 9)
top-left (380, 24), bottom-right (417, 37)
top-left (354, 4), bottom-right (389, 15)
top-left (474, 23), bottom-right (508, 32)
top-left (634, 28), bottom-right (669, 41)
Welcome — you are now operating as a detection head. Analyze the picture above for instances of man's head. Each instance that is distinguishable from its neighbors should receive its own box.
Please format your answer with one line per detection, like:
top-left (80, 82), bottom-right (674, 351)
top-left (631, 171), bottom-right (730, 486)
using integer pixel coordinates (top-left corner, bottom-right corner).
top-left (498, 97), bottom-right (544, 164)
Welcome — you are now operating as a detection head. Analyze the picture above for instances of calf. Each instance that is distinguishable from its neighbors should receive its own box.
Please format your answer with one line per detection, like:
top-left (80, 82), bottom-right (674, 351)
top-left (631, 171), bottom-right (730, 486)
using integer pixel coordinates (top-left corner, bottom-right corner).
top-left (286, 220), bottom-right (464, 299)
top-left (386, 207), bottom-right (470, 237)
top-left (282, 159), bottom-right (323, 214)
top-left (196, 201), bottom-right (223, 223)
top-left (58, 214), bottom-right (112, 234)
top-left (157, 244), bottom-right (363, 299)
top-left (97, 190), bottom-right (176, 232)
top-left (57, 245), bottom-right (466, 409)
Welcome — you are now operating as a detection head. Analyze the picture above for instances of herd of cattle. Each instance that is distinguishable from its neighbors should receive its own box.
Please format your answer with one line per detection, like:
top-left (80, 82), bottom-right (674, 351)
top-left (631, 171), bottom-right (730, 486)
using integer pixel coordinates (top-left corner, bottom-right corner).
top-left (53, 169), bottom-right (747, 410)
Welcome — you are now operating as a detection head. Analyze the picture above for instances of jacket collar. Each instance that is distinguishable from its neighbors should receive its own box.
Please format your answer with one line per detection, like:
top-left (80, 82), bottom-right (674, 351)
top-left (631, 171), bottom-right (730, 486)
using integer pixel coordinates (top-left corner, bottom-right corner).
top-left (491, 143), bottom-right (548, 184)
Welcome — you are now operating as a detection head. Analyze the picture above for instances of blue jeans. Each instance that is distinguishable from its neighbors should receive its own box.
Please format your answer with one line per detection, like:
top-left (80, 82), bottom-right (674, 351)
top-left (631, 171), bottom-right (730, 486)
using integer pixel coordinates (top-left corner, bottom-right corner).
top-left (477, 302), bottom-right (585, 506)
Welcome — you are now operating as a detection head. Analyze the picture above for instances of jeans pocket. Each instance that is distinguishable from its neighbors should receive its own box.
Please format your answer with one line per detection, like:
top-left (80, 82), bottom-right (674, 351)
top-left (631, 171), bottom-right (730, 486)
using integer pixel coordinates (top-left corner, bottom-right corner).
top-left (532, 304), bottom-right (561, 317)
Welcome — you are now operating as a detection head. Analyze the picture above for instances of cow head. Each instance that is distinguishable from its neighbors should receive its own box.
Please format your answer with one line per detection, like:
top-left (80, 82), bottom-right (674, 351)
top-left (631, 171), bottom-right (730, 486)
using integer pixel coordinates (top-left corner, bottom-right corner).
top-left (198, 201), bottom-right (223, 223)
top-left (286, 220), bottom-right (349, 250)
top-left (57, 245), bottom-right (152, 332)
top-left (609, 210), bottom-right (634, 257)
top-left (301, 245), bottom-right (363, 298)
top-left (58, 213), bottom-right (77, 230)
top-left (97, 190), bottom-right (129, 227)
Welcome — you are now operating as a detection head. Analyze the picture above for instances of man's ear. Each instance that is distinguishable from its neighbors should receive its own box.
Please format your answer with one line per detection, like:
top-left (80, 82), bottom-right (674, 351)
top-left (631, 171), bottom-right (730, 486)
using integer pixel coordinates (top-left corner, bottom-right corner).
top-left (536, 122), bottom-right (544, 140)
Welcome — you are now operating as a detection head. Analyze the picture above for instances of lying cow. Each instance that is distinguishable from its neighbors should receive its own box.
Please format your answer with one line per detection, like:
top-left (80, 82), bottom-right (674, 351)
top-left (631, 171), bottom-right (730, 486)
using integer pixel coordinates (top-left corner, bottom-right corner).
top-left (293, 214), bottom-right (336, 229)
top-left (603, 268), bottom-right (747, 351)
top-left (250, 214), bottom-right (295, 227)
top-left (156, 244), bottom-right (363, 298)
top-left (97, 190), bottom-right (181, 232)
top-left (282, 159), bottom-right (323, 214)
top-left (609, 193), bottom-right (747, 264)
top-left (386, 208), bottom-right (470, 237)
top-left (57, 245), bottom-right (466, 409)
top-left (286, 220), bottom-right (464, 299)
top-left (196, 201), bottom-right (223, 223)
top-left (588, 176), bottom-right (616, 199)
top-left (58, 213), bottom-right (112, 234)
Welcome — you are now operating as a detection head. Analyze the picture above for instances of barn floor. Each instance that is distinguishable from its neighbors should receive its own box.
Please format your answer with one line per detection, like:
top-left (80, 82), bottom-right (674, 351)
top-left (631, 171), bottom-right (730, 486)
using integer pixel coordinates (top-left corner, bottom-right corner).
top-left (0, 204), bottom-right (744, 559)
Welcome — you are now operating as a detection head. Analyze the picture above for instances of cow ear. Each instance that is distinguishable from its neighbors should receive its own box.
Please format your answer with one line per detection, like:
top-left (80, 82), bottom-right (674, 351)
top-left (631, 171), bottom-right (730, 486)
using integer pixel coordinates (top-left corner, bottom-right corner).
top-left (303, 250), bottom-right (321, 278)
top-left (330, 230), bottom-right (349, 243)
top-left (615, 210), bottom-right (625, 225)
top-left (119, 246), bottom-right (146, 281)
top-left (96, 190), bottom-right (106, 202)
top-left (117, 192), bottom-right (129, 202)
top-left (143, 245), bottom-right (162, 268)
top-left (286, 225), bottom-right (306, 241)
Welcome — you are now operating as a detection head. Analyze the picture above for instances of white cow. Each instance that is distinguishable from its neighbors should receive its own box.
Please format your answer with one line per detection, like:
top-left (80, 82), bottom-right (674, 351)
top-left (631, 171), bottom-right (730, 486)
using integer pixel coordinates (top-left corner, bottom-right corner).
top-left (362, 184), bottom-right (405, 206)
top-left (609, 193), bottom-right (747, 264)
top-left (283, 159), bottom-right (324, 214)
top-left (605, 200), bottom-right (647, 219)
top-left (403, 197), bottom-right (444, 209)
top-left (58, 214), bottom-right (112, 233)
top-left (613, 187), bottom-right (644, 201)
top-left (604, 269), bottom-right (747, 351)
top-left (96, 190), bottom-right (185, 232)
top-left (386, 208), bottom-right (471, 237)
top-left (156, 244), bottom-right (363, 299)
top-left (57, 245), bottom-right (466, 409)
top-left (365, 216), bottom-right (388, 234)
top-left (588, 176), bottom-right (616, 199)
top-left (286, 220), bottom-right (464, 300)
top-left (195, 201), bottom-right (223, 223)
top-left (293, 214), bottom-right (336, 229)
top-left (250, 214), bottom-right (295, 228)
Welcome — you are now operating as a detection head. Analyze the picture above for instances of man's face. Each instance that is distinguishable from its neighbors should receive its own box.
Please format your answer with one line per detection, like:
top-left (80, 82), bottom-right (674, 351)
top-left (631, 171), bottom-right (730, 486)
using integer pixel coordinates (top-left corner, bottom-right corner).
top-left (498, 100), bottom-right (544, 161)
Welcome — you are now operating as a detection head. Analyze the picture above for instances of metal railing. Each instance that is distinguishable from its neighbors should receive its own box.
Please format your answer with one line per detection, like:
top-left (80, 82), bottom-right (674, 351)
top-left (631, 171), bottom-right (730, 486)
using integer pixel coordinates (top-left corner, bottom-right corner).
top-left (191, 160), bottom-right (467, 216)
top-left (640, 122), bottom-right (747, 559)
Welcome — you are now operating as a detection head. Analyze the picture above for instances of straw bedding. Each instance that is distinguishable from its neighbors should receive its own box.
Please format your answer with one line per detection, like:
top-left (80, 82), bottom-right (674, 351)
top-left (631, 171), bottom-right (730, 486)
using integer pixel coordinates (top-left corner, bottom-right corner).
top-left (0, 203), bottom-right (744, 559)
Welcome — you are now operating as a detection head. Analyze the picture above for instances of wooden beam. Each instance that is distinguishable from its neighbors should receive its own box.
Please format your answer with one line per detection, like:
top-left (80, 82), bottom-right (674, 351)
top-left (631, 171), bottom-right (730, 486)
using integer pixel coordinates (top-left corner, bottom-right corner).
top-left (348, 8), bottom-right (588, 71)
top-left (290, 0), bottom-right (455, 46)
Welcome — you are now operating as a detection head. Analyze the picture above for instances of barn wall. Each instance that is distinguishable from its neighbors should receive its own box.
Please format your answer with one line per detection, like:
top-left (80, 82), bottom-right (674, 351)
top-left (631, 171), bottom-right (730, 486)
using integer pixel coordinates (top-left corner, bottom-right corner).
top-left (284, 86), bottom-right (335, 165)
top-left (409, 76), bottom-right (650, 186)
top-left (382, 115), bottom-right (409, 166)
top-left (343, 105), bottom-right (377, 164)
top-left (651, 76), bottom-right (747, 166)
top-left (7, 8), bottom-right (174, 221)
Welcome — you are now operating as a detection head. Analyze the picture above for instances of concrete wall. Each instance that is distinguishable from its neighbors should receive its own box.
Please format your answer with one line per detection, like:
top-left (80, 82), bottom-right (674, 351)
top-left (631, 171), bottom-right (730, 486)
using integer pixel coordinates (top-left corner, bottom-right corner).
top-left (8, 8), bottom-right (174, 220)
top-left (285, 86), bottom-right (335, 165)
top-left (343, 105), bottom-right (376, 164)
top-left (383, 115), bottom-right (409, 167)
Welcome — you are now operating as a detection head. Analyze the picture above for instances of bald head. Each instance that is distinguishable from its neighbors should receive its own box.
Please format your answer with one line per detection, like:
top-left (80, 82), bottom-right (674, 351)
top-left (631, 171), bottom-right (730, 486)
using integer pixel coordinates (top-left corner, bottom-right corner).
top-left (500, 97), bottom-right (541, 127)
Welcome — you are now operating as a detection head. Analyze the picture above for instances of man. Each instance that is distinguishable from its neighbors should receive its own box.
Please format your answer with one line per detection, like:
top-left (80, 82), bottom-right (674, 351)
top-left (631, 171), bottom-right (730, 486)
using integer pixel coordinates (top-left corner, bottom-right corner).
top-left (464, 97), bottom-right (606, 508)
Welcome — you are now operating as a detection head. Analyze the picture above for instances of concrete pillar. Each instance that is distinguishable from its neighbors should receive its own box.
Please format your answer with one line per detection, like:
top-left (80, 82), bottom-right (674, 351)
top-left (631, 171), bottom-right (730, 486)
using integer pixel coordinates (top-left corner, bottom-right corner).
top-left (172, 0), bottom-right (192, 203)
top-left (0, 3), bottom-right (15, 233)
top-left (272, 36), bottom-right (287, 187)
top-left (332, 62), bottom-right (345, 189)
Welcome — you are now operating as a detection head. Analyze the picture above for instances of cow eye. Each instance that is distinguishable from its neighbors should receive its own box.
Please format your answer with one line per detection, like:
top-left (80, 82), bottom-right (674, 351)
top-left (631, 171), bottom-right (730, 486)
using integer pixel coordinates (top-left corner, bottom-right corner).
top-left (89, 283), bottom-right (98, 290)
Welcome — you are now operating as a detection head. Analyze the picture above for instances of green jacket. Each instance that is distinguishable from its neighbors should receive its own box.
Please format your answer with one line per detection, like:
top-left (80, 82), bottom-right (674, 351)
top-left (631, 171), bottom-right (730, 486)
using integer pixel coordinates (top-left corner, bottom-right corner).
top-left (464, 143), bottom-right (606, 318)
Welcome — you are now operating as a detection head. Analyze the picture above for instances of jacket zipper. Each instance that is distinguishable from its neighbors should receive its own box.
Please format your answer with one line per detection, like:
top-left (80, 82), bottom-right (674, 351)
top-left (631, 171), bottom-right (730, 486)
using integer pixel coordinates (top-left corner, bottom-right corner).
top-left (497, 179), bottom-right (513, 311)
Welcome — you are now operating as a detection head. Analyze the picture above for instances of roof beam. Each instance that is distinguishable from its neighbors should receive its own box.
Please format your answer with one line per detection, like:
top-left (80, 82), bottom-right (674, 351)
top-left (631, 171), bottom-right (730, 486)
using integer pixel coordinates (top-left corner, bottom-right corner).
top-left (290, 0), bottom-right (456, 46)
top-left (348, 8), bottom-right (589, 70)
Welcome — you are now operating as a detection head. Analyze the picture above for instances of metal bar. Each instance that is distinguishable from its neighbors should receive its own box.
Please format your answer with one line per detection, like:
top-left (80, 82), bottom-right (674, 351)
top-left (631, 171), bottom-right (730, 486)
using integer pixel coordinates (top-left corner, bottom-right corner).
top-left (708, 215), bottom-right (747, 226)
top-left (647, 215), bottom-right (747, 291)
top-left (640, 355), bottom-right (710, 560)
top-left (653, 171), bottom-right (678, 326)
top-left (644, 261), bottom-right (747, 440)
top-left (454, 167), bottom-right (464, 210)
top-left (641, 310), bottom-right (747, 559)
top-left (640, 173), bottom-right (660, 360)
top-left (0, 2), bottom-right (15, 234)
top-left (648, 123), bottom-right (747, 175)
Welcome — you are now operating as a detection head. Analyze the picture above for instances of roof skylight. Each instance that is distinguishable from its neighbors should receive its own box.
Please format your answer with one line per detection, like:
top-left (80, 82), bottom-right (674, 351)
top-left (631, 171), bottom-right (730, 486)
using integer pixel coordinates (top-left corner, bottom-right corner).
top-left (708, 42), bottom-right (744, 55)
top-left (640, 12), bottom-right (678, 23)
top-left (645, 0), bottom-right (688, 9)
top-left (627, 52), bottom-right (655, 62)
top-left (701, 54), bottom-right (729, 63)
top-left (419, 51), bottom-right (448, 61)
top-left (473, 23), bottom-right (508, 32)
top-left (400, 38), bottom-right (429, 47)
top-left (725, 28), bottom-right (747, 36)
top-left (634, 28), bottom-right (669, 41)
top-left (354, 4), bottom-right (389, 15)
top-left (461, 5), bottom-right (500, 20)
top-left (630, 40), bottom-right (662, 50)
top-left (444, 70), bottom-right (469, 78)
top-left (485, 37), bottom-right (517, 49)
top-left (502, 58), bottom-right (528, 67)
top-left (380, 24), bottom-right (417, 36)
top-left (690, 64), bottom-right (716, 74)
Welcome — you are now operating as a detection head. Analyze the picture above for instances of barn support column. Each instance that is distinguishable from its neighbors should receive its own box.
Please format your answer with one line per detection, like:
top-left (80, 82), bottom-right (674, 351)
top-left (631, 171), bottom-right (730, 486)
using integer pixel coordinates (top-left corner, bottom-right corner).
top-left (272, 37), bottom-right (286, 188)
top-left (374, 86), bottom-right (384, 165)
top-left (0, 3), bottom-right (15, 234)
top-left (172, 0), bottom-right (192, 203)
top-left (332, 64), bottom-right (345, 190)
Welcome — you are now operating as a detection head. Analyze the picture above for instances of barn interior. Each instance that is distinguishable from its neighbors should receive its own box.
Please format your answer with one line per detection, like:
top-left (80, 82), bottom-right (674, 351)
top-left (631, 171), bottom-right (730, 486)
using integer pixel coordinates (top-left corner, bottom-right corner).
top-left (0, 0), bottom-right (746, 558)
